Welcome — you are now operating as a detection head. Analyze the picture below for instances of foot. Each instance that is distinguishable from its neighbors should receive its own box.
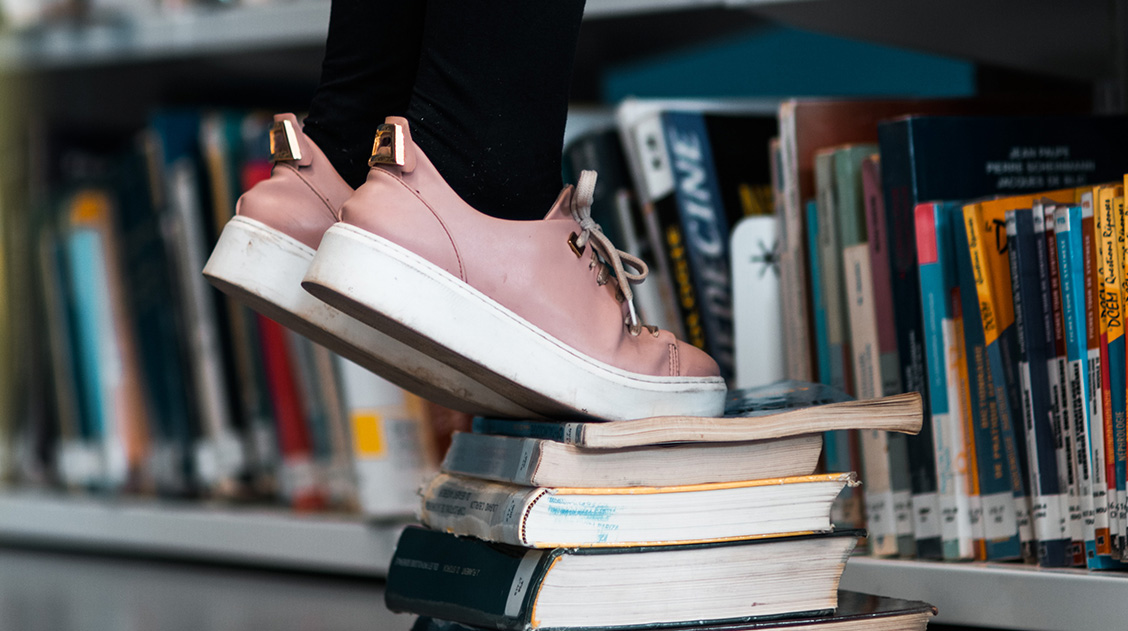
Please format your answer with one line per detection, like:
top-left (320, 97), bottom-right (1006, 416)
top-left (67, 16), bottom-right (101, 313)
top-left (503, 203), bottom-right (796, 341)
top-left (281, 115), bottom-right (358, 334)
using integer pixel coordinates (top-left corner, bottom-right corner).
top-left (203, 113), bottom-right (533, 417)
top-left (302, 117), bottom-right (727, 421)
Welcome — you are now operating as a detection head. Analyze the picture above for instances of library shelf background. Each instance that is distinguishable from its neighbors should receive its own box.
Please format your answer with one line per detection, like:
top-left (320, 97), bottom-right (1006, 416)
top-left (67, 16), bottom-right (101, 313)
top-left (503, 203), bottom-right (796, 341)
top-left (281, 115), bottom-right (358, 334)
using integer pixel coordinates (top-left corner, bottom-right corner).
top-left (4, 2), bottom-right (1128, 631)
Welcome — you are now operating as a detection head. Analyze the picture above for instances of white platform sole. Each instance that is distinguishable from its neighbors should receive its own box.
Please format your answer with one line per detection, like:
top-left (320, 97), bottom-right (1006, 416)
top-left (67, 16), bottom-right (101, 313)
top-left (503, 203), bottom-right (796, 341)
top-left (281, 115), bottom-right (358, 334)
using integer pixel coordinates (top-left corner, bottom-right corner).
top-left (302, 223), bottom-right (728, 422)
top-left (202, 216), bottom-right (533, 417)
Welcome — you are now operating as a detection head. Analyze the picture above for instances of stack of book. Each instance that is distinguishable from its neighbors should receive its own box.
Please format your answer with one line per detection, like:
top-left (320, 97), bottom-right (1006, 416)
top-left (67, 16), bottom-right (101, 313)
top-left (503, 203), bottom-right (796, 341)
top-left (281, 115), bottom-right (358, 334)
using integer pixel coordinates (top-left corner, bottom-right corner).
top-left (382, 381), bottom-right (936, 631)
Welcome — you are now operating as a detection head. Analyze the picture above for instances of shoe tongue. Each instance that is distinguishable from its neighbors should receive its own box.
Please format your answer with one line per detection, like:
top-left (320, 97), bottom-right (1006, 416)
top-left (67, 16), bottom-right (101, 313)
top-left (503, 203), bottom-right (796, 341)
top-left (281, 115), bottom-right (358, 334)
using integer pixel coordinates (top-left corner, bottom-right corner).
top-left (543, 185), bottom-right (574, 221)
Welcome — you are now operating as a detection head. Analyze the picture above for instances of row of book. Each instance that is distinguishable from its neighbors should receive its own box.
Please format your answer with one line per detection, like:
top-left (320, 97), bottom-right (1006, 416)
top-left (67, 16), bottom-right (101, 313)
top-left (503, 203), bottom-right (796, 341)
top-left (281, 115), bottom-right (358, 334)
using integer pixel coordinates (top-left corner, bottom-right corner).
top-left (562, 97), bottom-right (1128, 571)
top-left (0, 108), bottom-right (457, 518)
top-left (774, 98), bottom-right (1128, 569)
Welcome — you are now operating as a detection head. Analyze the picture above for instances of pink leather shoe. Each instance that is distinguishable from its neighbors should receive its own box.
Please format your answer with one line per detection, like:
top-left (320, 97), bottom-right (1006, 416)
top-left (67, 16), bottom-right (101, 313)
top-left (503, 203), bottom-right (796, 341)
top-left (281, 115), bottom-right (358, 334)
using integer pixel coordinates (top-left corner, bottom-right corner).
top-left (302, 117), bottom-right (727, 421)
top-left (203, 113), bottom-right (532, 417)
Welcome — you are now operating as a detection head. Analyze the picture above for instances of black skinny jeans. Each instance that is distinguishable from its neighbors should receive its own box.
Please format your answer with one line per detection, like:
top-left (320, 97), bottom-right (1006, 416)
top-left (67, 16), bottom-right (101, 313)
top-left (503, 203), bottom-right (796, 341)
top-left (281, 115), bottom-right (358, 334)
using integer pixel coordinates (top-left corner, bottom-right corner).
top-left (302, 0), bottom-right (587, 221)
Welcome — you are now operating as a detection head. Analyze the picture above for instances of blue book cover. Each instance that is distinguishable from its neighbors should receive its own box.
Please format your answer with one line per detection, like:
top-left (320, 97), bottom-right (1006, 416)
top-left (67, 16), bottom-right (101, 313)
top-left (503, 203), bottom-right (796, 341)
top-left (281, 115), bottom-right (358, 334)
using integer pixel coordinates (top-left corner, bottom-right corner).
top-left (658, 110), bottom-right (777, 381)
top-left (1006, 208), bottom-right (1070, 566)
top-left (953, 208), bottom-right (1021, 560)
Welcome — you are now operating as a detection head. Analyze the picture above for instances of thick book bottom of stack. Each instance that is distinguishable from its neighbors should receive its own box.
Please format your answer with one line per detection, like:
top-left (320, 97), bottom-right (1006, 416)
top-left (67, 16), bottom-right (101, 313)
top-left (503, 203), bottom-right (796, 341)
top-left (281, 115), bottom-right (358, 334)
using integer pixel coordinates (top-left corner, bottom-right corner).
top-left (408, 590), bottom-right (937, 631)
top-left (385, 527), bottom-right (863, 631)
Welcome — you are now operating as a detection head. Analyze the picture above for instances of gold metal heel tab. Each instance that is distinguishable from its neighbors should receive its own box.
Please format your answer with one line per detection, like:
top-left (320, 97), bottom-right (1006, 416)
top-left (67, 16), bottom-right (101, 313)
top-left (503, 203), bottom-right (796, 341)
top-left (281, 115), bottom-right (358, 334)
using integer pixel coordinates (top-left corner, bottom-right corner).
top-left (369, 123), bottom-right (406, 167)
top-left (269, 119), bottom-right (302, 162)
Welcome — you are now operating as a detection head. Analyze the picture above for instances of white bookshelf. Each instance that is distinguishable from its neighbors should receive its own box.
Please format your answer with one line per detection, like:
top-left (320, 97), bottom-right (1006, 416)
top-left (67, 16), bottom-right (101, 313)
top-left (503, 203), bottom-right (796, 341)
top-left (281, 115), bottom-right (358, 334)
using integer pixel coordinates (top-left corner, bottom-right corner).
top-left (2, 488), bottom-right (1124, 631)
top-left (840, 557), bottom-right (1128, 631)
top-left (0, 489), bottom-right (402, 577)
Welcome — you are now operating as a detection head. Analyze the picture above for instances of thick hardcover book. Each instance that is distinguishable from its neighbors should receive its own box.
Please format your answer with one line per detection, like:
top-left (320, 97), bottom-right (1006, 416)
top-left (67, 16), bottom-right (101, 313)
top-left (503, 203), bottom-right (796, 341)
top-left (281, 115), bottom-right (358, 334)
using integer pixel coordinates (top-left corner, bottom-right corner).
top-left (658, 110), bottom-right (778, 379)
top-left (1006, 208), bottom-right (1071, 566)
top-left (419, 471), bottom-right (856, 548)
top-left (915, 201), bottom-right (977, 560)
top-left (953, 211), bottom-right (1021, 560)
top-left (442, 430), bottom-right (822, 489)
top-left (411, 590), bottom-right (937, 631)
top-left (385, 526), bottom-right (861, 630)
top-left (471, 381), bottom-right (921, 449)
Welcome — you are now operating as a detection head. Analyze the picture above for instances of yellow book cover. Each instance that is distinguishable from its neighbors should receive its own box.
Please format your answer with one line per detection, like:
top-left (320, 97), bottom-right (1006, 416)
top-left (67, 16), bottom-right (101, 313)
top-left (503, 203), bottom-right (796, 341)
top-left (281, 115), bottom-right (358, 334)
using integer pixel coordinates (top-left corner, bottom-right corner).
top-left (1095, 184), bottom-right (1124, 556)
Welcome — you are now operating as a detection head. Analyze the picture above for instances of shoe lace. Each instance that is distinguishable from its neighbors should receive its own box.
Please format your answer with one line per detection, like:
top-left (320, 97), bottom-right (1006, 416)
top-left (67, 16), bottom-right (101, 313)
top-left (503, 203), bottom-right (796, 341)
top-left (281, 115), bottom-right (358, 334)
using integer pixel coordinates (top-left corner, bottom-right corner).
top-left (570, 170), bottom-right (653, 333)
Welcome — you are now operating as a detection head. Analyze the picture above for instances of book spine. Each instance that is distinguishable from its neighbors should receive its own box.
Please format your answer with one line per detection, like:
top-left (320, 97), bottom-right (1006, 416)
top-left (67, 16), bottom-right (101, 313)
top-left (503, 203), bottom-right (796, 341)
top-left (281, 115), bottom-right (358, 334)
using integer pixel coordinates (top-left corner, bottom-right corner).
top-left (621, 111), bottom-right (686, 340)
top-left (662, 111), bottom-right (737, 379)
top-left (953, 209), bottom-right (1021, 560)
top-left (1115, 187), bottom-right (1128, 557)
top-left (386, 527), bottom-right (549, 631)
top-left (844, 243), bottom-right (880, 401)
top-left (256, 315), bottom-right (323, 511)
top-left (419, 474), bottom-right (531, 546)
top-left (470, 418), bottom-right (585, 445)
top-left (1044, 203), bottom-right (1086, 565)
top-left (1007, 208), bottom-right (1070, 566)
top-left (777, 103), bottom-right (815, 381)
top-left (807, 198), bottom-right (832, 387)
top-left (953, 284), bottom-right (987, 558)
top-left (814, 204), bottom-right (858, 530)
top-left (915, 201), bottom-right (975, 560)
top-left (1083, 190), bottom-right (1113, 559)
top-left (862, 155), bottom-right (903, 396)
top-left (442, 433), bottom-right (542, 486)
top-left (876, 120), bottom-right (941, 558)
top-left (1096, 185), bottom-right (1125, 560)
top-left (815, 150), bottom-right (851, 395)
top-left (967, 202), bottom-right (1035, 559)
top-left (1054, 204), bottom-right (1099, 565)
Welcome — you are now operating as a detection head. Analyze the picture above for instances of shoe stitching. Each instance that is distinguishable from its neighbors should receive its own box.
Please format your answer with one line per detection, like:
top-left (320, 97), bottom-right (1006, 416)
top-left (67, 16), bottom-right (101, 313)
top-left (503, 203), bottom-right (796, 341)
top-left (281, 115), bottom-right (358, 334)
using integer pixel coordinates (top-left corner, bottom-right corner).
top-left (668, 343), bottom-right (679, 377)
top-left (284, 163), bottom-right (339, 221)
top-left (371, 167), bottom-right (466, 282)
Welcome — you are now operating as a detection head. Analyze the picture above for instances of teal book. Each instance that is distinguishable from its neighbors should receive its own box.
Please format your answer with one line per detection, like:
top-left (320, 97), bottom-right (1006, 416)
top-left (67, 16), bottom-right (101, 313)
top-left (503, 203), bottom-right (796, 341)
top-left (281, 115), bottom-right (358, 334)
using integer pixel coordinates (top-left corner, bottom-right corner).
top-left (385, 526), bottom-right (862, 631)
top-left (915, 200), bottom-right (976, 561)
top-left (807, 198), bottom-right (832, 390)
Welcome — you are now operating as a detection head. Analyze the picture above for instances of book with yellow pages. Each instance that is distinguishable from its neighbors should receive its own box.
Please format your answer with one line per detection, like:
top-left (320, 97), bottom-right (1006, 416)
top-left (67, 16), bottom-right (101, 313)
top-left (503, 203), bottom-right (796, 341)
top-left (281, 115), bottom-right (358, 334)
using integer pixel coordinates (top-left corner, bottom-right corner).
top-left (419, 471), bottom-right (856, 548)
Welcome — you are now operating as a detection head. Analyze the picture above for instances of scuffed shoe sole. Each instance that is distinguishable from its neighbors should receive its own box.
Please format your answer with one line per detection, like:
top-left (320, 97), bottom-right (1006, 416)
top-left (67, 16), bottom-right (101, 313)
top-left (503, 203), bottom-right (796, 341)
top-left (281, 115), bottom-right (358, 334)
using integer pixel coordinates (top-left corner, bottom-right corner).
top-left (203, 216), bottom-right (534, 418)
top-left (302, 223), bottom-right (728, 422)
